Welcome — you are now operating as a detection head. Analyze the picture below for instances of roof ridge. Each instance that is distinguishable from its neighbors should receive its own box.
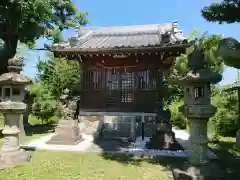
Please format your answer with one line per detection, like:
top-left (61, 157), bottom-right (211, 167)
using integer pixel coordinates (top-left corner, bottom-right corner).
top-left (78, 22), bottom-right (177, 36)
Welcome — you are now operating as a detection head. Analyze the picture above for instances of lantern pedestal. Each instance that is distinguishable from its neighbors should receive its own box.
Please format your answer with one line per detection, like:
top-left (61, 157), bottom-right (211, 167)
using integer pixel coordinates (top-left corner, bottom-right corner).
top-left (0, 102), bottom-right (31, 169)
top-left (173, 162), bottom-right (225, 180)
top-left (172, 48), bottom-right (225, 179)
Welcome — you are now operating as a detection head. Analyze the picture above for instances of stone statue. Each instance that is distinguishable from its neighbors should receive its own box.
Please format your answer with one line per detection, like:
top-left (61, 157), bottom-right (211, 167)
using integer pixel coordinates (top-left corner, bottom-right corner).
top-left (47, 88), bottom-right (82, 145)
top-left (58, 88), bottom-right (72, 119)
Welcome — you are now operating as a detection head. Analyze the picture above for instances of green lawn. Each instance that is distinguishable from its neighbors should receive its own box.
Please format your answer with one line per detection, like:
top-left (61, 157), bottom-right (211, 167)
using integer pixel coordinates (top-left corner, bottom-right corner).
top-left (0, 152), bottom-right (176, 180)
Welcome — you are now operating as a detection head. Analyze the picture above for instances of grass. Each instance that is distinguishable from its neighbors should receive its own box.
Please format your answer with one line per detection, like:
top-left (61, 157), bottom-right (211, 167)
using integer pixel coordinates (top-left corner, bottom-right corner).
top-left (209, 136), bottom-right (240, 179)
top-left (0, 152), bottom-right (181, 180)
top-left (0, 116), bottom-right (182, 180)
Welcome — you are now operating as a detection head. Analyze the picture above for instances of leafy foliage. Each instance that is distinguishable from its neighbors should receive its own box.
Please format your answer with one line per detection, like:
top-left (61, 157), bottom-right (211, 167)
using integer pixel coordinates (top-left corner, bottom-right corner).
top-left (29, 82), bottom-right (59, 124)
top-left (211, 87), bottom-right (239, 137)
top-left (36, 55), bottom-right (82, 99)
top-left (168, 100), bottom-right (187, 129)
top-left (170, 86), bottom-right (239, 138)
top-left (0, 0), bottom-right (88, 74)
top-left (28, 54), bottom-right (82, 123)
top-left (163, 32), bottom-right (223, 105)
top-left (201, 0), bottom-right (240, 24)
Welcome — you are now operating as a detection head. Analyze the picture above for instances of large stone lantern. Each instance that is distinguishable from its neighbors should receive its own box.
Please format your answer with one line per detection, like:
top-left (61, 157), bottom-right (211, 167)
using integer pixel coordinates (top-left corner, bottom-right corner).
top-left (0, 57), bottom-right (31, 169)
top-left (173, 48), bottom-right (223, 179)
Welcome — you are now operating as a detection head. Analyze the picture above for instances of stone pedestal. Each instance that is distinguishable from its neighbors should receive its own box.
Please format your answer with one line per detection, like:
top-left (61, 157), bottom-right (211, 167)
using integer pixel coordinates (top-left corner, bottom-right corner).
top-left (47, 91), bottom-right (83, 145)
top-left (145, 122), bottom-right (183, 150)
top-left (173, 163), bottom-right (225, 180)
top-left (188, 119), bottom-right (209, 165)
top-left (47, 118), bottom-right (82, 145)
top-left (0, 104), bottom-right (31, 169)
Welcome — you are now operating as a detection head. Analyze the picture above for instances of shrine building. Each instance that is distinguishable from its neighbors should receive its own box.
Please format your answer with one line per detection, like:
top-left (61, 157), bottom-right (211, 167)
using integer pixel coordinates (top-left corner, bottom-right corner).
top-left (50, 21), bottom-right (191, 113)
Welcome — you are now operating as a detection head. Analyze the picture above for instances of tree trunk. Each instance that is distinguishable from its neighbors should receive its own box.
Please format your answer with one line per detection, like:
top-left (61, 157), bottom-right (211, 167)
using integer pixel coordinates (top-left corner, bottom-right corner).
top-left (0, 37), bottom-right (18, 75)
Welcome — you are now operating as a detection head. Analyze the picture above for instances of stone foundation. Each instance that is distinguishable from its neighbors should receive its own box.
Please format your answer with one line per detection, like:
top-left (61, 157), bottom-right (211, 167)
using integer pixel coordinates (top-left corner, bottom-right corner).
top-left (0, 150), bottom-right (31, 169)
top-left (101, 116), bottom-right (135, 141)
top-left (79, 116), bottom-right (104, 141)
top-left (79, 115), bottom-right (136, 142)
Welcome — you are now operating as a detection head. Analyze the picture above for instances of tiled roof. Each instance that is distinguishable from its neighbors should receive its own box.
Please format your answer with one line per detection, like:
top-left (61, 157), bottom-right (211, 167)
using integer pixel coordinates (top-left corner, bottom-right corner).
top-left (51, 21), bottom-right (189, 51)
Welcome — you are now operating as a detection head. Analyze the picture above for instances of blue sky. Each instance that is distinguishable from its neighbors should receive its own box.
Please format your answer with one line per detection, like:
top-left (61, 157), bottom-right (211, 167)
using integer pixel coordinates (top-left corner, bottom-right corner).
top-left (23, 0), bottom-right (240, 84)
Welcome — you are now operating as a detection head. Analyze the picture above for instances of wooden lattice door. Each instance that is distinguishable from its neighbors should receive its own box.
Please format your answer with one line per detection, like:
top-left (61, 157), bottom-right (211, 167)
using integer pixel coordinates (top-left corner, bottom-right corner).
top-left (120, 72), bottom-right (135, 104)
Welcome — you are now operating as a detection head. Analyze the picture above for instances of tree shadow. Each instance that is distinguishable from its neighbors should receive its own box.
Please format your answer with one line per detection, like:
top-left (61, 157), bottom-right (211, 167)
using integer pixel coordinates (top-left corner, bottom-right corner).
top-left (101, 152), bottom-right (186, 170)
top-left (24, 124), bottom-right (55, 137)
top-left (209, 140), bottom-right (240, 179)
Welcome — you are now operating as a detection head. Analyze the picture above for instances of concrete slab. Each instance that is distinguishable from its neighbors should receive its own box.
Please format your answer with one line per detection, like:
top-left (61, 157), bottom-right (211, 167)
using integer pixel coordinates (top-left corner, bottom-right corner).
top-left (23, 127), bottom-right (217, 159)
top-left (26, 133), bottom-right (93, 152)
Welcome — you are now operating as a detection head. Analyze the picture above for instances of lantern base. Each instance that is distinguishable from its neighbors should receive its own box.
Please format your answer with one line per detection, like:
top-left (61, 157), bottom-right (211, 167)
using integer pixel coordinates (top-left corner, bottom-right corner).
top-left (172, 162), bottom-right (225, 180)
top-left (0, 149), bottom-right (31, 170)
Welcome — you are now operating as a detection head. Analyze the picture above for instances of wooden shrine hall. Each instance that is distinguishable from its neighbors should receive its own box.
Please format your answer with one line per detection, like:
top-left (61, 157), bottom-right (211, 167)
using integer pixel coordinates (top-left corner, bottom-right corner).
top-left (51, 21), bottom-right (191, 113)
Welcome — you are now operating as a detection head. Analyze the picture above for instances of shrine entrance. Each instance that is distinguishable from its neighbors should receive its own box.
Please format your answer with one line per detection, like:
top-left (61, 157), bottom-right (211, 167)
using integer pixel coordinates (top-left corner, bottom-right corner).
top-left (106, 71), bottom-right (135, 109)
top-left (83, 68), bottom-right (161, 112)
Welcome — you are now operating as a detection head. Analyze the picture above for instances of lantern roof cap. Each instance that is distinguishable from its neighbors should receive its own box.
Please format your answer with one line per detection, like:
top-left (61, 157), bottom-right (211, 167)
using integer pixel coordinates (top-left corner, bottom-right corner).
top-left (0, 57), bottom-right (31, 85)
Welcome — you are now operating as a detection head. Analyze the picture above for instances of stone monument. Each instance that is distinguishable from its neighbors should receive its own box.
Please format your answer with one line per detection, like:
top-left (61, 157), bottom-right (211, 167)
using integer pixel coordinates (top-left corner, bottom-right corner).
top-left (172, 47), bottom-right (224, 179)
top-left (0, 57), bottom-right (31, 169)
top-left (145, 105), bottom-right (183, 150)
top-left (47, 89), bottom-right (82, 145)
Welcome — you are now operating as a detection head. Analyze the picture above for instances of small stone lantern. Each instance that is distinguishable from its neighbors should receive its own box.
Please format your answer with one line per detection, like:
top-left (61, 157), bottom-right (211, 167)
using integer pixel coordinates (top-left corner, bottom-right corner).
top-left (173, 48), bottom-right (224, 179)
top-left (0, 57), bottom-right (31, 168)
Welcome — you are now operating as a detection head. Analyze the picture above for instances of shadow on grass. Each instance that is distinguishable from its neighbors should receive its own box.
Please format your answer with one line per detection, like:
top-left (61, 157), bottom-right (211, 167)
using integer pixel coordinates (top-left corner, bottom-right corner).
top-left (209, 140), bottom-right (240, 180)
top-left (24, 124), bottom-right (55, 137)
top-left (101, 152), bottom-right (186, 170)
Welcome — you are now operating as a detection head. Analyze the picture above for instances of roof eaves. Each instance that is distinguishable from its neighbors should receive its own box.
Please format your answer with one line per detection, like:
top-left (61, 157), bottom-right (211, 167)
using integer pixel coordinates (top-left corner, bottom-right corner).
top-left (51, 43), bottom-right (193, 54)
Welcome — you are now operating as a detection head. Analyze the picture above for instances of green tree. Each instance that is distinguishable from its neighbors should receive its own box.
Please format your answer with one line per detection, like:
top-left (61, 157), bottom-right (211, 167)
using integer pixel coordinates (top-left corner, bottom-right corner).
top-left (0, 0), bottom-right (88, 74)
top-left (201, 0), bottom-right (240, 24)
top-left (36, 55), bottom-right (82, 99)
top-left (163, 31), bottom-right (223, 105)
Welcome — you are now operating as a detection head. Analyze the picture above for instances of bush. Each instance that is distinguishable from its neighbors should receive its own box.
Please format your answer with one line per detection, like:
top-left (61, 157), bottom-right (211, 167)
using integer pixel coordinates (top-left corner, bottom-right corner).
top-left (29, 83), bottom-right (59, 124)
top-left (168, 99), bottom-right (187, 129)
top-left (169, 86), bottom-right (238, 138)
top-left (210, 89), bottom-right (238, 137)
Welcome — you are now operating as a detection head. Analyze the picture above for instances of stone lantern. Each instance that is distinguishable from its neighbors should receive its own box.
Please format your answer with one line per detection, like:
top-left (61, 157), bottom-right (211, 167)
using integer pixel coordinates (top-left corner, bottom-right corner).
top-left (173, 48), bottom-right (224, 179)
top-left (0, 57), bottom-right (31, 169)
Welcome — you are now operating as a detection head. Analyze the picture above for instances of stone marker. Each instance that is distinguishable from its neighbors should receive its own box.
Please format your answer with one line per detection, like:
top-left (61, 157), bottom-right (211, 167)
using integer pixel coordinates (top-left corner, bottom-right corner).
top-left (172, 47), bottom-right (225, 179)
top-left (0, 57), bottom-right (31, 169)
